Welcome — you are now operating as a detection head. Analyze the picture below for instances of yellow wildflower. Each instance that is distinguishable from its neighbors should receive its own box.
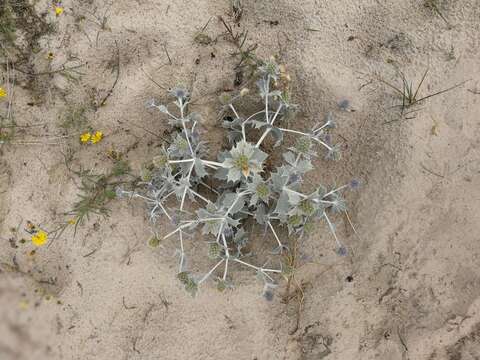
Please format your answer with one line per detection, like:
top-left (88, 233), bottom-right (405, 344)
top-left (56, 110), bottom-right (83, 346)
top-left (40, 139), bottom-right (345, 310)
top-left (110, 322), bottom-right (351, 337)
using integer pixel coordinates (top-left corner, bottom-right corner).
top-left (91, 131), bottom-right (103, 144)
top-left (47, 52), bottom-right (54, 60)
top-left (31, 230), bottom-right (48, 247)
top-left (55, 6), bottom-right (64, 16)
top-left (80, 132), bottom-right (91, 143)
top-left (67, 219), bottom-right (76, 225)
top-left (0, 87), bottom-right (6, 99)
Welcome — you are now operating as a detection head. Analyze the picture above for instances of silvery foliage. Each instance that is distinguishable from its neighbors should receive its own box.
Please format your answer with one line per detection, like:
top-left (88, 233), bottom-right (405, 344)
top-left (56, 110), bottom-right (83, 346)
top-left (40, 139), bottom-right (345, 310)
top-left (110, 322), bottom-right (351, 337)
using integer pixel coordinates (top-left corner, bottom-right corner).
top-left (117, 58), bottom-right (357, 298)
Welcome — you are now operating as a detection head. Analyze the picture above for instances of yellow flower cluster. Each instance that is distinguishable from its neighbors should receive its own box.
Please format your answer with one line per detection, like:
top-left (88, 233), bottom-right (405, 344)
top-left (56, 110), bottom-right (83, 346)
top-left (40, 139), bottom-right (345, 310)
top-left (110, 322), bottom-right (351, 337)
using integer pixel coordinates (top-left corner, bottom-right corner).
top-left (55, 6), bottom-right (64, 16)
top-left (31, 230), bottom-right (48, 247)
top-left (0, 87), bottom-right (7, 99)
top-left (91, 131), bottom-right (103, 143)
top-left (80, 131), bottom-right (103, 144)
top-left (80, 133), bottom-right (91, 143)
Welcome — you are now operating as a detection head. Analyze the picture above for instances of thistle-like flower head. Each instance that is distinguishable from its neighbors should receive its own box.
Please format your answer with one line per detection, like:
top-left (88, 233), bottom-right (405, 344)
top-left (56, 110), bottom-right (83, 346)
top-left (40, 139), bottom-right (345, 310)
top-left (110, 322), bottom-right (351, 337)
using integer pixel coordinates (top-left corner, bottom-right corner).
top-left (258, 57), bottom-right (281, 80)
top-left (170, 86), bottom-right (190, 102)
top-left (222, 141), bottom-right (267, 182)
top-left (247, 174), bottom-right (272, 206)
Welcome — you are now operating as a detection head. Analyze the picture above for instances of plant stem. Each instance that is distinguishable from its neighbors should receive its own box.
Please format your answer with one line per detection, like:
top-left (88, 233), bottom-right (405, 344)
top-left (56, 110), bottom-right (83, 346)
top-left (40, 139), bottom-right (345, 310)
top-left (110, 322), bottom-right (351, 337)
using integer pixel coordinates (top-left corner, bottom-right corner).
top-left (323, 184), bottom-right (349, 198)
top-left (221, 233), bottom-right (230, 280)
top-left (169, 158), bottom-right (194, 164)
top-left (150, 201), bottom-right (172, 221)
top-left (256, 103), bottom-right (283, 147)
top-left (164, 223), bottom-right (191, 240)
top-left (278, 127), bottom-right (333, 151)
top-left (223, 258), bottom-right (229, 280)
top-left (265, 74), bottom-right (270, 123)
top-left (179, 99), bottom-right (194, 155)
top-left (233, 258), bottom-right (281, 273)
top-left (221, 233), bottom-right (230, 258)
top-left (188, 188), bottom-right (210, 203)
top-left (179, 231), bottom-right (185, 272)
top-left (180, 162), bottom-right (195, 210)
top-left (229, 103), bottom-right (240, 119)
top-left (312, 122), bottom-right (329, 134)
top-left (244, 110), bottom-right (274, 123)
top-left (323, 212), bottom-right (342, 248)
top-left (283, 187), bottom-right (308, 199)
top-left (201, 159), bottom-right (226, 169)
top-left (198, 259), bottom-right (225, 284)
top-left (225, 191), bottom-right (249, 216)
top-left (267, 221), bottom-right (284, 249)
top-left (181, 217), bottom-right (224, 224)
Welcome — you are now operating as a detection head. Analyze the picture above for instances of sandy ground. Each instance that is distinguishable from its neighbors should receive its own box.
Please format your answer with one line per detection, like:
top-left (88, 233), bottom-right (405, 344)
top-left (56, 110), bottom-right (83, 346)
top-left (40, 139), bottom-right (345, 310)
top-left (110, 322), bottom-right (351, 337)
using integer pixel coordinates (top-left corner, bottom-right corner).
top-left (1, 0), bottom-right (480, 359)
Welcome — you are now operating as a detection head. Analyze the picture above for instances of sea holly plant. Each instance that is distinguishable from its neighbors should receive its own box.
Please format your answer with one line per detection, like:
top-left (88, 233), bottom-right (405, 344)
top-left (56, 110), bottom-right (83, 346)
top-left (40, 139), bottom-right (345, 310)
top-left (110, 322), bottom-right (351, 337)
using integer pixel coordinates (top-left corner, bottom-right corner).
top-left (117, 57), bottom-right (358, 298)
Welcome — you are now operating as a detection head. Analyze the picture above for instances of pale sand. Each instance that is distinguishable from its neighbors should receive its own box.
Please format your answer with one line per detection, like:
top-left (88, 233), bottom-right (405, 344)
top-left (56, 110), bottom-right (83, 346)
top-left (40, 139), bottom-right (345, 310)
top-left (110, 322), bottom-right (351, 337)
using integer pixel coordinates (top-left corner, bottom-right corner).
top-left (1, 1), bottom-right (480, 359)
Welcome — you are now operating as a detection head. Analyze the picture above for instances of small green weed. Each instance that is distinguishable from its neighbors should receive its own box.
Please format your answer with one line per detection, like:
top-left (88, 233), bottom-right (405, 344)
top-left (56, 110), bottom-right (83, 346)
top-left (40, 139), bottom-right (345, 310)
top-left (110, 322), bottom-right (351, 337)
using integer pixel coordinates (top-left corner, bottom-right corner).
top-left (64, 151), bottom-right (133, 234)
top-left (379, 69), bottom-right (466, 120)
top-left (220, 16), bottom-right (259, 87)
